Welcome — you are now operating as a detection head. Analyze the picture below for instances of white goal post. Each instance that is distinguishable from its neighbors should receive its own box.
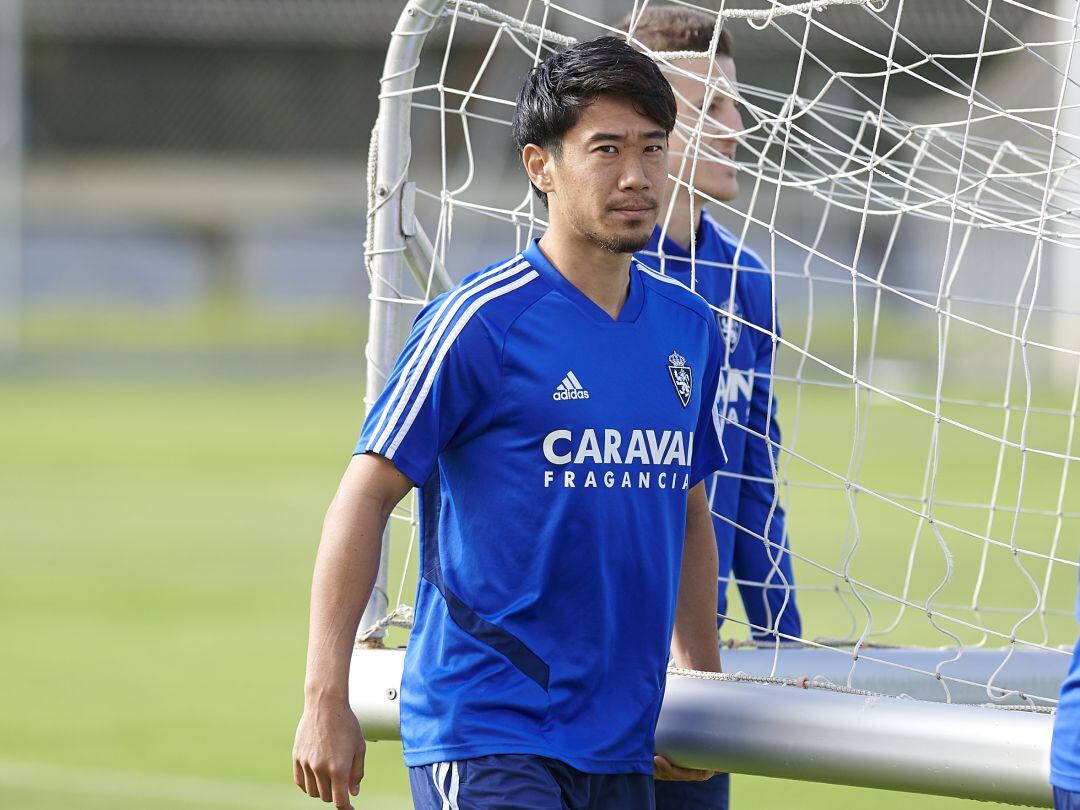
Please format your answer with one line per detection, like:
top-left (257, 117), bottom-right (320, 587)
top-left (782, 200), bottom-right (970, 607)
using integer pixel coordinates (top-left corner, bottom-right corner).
top-left (354, 0), bottom-right (1080, 805)
top-left (349, 646), bottom-right (1052, 805)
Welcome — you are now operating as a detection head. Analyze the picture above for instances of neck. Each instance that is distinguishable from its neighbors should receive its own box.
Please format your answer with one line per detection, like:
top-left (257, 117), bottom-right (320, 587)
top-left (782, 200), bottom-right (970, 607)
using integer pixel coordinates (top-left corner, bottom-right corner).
top-left (537, 221), bottom-right (633, 320)
top-left (657, 187), bottom-right (704, 251)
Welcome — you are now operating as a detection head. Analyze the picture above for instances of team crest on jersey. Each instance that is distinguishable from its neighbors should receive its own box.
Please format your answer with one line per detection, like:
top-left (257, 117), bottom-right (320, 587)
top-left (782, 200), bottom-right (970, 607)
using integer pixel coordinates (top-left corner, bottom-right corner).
top-left (667, 350), bottom-right (693, 408)
top-left (718, 299), bottom-right (743, 352)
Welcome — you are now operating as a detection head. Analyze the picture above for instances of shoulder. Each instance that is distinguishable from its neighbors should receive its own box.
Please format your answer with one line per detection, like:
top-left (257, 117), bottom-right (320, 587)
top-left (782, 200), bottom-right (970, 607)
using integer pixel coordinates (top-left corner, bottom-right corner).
top-left (702, 211), bottom-right (767, 269)
top-left (635, 260), bottom-right (717, 329)
top-left (701, 211), bottom-right (775, 304)
top-left (416, 253), bottom-right (548, 347)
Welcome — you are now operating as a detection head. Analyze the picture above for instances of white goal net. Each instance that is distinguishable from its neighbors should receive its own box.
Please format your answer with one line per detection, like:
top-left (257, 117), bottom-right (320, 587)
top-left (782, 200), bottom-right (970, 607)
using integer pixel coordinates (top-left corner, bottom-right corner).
top-left (361, 0), bottom-right (1080, 733)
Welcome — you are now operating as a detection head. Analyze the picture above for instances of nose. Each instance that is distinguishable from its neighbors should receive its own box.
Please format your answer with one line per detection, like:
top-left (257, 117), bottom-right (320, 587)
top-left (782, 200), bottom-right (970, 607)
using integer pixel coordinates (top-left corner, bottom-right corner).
top-left (619, 153), bottom-right (651, 191)
top-left (707, 102), bottom-right (742, 160)
top-left (727, 103), bottom-right (744, 143)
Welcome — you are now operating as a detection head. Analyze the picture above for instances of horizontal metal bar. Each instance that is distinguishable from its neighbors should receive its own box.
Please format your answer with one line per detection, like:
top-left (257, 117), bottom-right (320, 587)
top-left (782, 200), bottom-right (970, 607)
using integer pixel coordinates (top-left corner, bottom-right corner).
top-left (348, 647), bottom-right (1054, 806)
top-left (658, 672), bottom-right (1052, 806)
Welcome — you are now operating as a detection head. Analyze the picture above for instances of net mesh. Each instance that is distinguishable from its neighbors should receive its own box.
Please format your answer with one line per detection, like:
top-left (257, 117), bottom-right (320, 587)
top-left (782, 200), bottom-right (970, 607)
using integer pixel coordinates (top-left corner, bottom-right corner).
top-left (367, 0), bottom-right (1080, 708)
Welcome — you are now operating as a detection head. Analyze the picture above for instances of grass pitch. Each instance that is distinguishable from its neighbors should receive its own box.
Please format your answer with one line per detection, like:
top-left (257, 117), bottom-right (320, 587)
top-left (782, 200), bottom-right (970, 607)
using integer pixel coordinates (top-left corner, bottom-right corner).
top-left (1, 372), bottom-right (1066, 808)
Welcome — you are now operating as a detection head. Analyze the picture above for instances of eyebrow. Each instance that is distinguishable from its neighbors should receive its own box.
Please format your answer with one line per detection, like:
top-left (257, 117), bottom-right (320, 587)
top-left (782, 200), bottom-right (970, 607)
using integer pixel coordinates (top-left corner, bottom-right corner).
top-left (586, 129), bottom-right (667, 143)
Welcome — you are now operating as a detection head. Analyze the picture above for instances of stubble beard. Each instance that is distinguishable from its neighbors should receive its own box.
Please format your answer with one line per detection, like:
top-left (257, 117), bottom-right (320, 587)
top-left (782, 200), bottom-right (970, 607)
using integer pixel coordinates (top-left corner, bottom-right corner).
top-left (567, 206), bottom-right (655, 255)
top-left (585, 227), bottom-right (652, 255)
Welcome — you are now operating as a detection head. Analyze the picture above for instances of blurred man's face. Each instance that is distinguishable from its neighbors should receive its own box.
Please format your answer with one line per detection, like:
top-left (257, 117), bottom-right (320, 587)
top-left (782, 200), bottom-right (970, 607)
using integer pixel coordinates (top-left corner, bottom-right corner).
top-left (538, 95), bottom-right (669, 254)
top-left (664, 55), bottom-right (743, 202)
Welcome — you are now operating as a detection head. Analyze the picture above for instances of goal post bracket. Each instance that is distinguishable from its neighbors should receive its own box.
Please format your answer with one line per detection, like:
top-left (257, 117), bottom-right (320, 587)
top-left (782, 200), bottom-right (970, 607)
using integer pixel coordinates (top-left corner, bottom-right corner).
top-left (358, 0), bottom-right (450, 642)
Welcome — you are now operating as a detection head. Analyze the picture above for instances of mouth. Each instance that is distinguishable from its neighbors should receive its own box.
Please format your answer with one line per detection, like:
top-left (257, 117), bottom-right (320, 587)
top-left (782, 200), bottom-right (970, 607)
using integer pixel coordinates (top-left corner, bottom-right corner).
top-left (609, 207), bottom-right (656, 222)
top-left (609, 200), bottom-right (657, 217)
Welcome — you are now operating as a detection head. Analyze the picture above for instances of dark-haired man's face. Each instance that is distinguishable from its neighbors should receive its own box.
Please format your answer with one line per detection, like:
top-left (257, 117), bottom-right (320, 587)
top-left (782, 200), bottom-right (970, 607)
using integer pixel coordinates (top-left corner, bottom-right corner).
top-left (529, 95), bottom-right (668, 254)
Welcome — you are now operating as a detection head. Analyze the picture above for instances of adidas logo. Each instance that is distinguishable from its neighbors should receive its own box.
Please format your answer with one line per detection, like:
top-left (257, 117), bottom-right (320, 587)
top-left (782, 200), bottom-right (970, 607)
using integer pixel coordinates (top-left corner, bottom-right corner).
top-left (552, 371), bottom-right (590, 401)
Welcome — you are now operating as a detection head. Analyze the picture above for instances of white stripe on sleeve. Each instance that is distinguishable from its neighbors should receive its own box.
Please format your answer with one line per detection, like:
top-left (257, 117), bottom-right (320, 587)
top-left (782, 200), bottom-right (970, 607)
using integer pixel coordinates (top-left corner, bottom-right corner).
top-left (385, 269), bottom-right (539, 458)
top-left (370, 258), bottom-right (527, 454)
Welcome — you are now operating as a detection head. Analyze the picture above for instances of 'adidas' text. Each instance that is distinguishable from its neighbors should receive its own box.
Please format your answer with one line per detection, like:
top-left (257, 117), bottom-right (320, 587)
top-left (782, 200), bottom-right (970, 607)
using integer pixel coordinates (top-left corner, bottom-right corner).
top-left (553, 371), bottom-right (590, 401)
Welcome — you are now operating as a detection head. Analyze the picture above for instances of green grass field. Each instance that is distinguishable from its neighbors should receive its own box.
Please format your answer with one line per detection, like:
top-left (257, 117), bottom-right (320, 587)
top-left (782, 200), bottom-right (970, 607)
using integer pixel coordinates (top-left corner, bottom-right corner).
top-left (2, 371), bottom-right (1073, 809)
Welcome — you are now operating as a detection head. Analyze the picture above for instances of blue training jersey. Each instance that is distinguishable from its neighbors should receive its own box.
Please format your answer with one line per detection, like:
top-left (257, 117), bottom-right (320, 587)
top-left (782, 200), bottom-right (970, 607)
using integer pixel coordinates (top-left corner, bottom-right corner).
top-left (635, 210), bottom-right (802, 642)
top-left (356, 238), bottom-right (727, 774)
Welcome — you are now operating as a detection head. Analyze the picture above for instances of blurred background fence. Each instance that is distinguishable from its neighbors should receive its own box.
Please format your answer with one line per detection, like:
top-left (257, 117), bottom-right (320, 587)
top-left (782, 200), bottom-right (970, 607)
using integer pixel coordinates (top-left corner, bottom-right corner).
top-left (5, 0), bottom-right (1075, 373)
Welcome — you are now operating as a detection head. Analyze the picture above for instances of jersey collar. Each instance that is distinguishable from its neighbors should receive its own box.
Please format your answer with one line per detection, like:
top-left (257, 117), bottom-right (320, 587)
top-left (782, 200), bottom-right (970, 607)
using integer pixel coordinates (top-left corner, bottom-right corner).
top-left (523, 237), bottom-right (644, 324)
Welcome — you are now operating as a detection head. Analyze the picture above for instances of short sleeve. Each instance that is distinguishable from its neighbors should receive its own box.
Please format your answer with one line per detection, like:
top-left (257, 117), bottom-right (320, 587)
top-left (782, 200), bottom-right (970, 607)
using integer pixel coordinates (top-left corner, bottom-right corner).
top-left (690, 314), bottom-right (727, 487)
top-left (355, 294), bottom-right (502, 486)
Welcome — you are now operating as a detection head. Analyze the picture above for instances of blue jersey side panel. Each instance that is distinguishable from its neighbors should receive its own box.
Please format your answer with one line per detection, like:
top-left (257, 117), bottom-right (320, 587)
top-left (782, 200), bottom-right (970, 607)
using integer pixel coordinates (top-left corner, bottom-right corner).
top-left (636, 212), bottom-right (801, 641)
top-left (356, 239), bottom-right (727, 774)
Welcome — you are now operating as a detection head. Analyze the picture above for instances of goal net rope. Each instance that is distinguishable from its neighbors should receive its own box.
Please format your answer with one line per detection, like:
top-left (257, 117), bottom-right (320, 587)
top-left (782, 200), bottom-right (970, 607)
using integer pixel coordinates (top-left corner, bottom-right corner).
top-left (363, 0), bottom-right (1080, 713)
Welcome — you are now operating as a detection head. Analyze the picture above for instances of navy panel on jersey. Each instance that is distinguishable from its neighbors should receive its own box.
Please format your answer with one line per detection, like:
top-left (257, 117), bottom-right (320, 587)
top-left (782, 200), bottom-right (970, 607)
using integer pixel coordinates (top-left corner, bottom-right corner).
top-left (356, 238), bottom-right (727, 774)
top-left (636, 211), bottom-right (802, 642)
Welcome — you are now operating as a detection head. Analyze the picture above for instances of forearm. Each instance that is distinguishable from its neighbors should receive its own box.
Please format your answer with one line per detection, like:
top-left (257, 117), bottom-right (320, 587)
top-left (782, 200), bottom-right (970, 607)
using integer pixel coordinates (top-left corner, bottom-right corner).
top-left (671, 483), bottom-right (722, 672)
top-left (303, 457), bottom-right (401, 703)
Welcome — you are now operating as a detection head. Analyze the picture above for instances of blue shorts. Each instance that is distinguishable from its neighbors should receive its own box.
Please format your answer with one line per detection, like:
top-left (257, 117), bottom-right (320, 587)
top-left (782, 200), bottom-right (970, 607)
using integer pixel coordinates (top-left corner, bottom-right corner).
top-left (1056, 786), bottom-right (1080, 810)
top-left (655, 772), bottom-right (730, 810)
top-left (409, 754), bottom-right (654, 810)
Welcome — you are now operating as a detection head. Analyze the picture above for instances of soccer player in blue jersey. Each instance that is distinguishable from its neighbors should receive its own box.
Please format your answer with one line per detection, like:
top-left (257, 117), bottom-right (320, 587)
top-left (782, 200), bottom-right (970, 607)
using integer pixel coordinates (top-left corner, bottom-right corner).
top-left (620, 7), bottom-right (804, 809)
top-left (293, 37), bottom-right (732, 809)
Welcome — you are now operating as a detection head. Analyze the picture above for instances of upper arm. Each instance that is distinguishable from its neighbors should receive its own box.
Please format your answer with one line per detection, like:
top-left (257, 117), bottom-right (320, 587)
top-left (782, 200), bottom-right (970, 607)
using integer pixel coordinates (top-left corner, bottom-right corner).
top-left (687, 480), bottom-right (711, 523)
top-left (330, 452), bottom-right (414, 522)
top-left (685, 482), bottom-right (716, 549)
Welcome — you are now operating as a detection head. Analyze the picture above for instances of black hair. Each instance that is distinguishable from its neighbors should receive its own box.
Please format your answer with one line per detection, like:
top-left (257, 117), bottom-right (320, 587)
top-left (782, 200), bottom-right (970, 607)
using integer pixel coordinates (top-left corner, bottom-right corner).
top-left (512, 36), bottom-right (677, 206)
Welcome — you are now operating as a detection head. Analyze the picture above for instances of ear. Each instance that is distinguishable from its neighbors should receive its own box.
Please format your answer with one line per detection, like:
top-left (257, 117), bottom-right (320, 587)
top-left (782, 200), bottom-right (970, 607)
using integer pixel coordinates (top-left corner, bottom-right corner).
top-left (522, 143), bottom-right (555, 196)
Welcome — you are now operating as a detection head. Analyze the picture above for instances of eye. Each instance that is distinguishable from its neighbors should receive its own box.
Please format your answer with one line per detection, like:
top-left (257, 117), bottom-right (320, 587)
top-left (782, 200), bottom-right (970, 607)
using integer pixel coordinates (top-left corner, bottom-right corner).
top-left (644, 145), bottom-right (664, 153)
top-left (596, 145), bottom-right (618, 154)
